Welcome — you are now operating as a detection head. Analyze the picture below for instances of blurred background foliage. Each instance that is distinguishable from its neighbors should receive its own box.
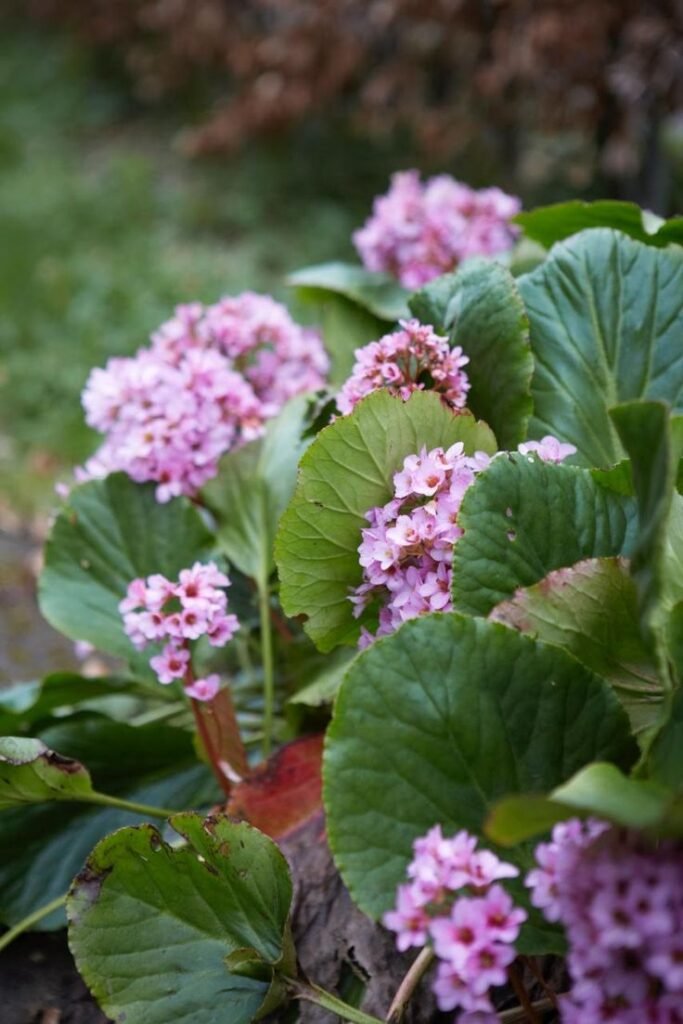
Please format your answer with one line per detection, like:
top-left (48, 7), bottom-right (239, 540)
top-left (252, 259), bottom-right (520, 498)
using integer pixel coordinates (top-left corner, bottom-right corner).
top-left (1, 2), bottom-right (682, 514)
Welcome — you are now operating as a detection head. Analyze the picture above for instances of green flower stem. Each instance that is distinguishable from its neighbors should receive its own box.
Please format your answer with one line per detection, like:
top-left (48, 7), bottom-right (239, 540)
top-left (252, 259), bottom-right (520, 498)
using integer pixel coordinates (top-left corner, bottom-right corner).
top-left (257, 574), bottom-right (275, 757)
top-left (386, 947), bottom-right (435, 1022)
top-left (0, 894), bottom-right (66, 953)
top-left (80, 791), bottom-right (175, 819)
top-left (287, 979), bottom-right (384, 1024)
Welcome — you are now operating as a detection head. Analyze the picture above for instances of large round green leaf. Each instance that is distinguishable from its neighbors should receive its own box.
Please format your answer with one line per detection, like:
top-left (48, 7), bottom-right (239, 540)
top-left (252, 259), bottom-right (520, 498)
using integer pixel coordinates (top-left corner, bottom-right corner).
top-left (276, 390), bottom-right (497, 651)
top-left (409, 259), bottom-right (533, 449)
top-left (518, 229), bottom-right (683, 466)
top-left (324, 613), bottom-right (637, 933)
top-left (0, 718), bottom-right (218, 929)
top-left (39, 473), bottom-right (214, 660)
top-left (68, 814), bottom-right (293, 1024)
top-left (452, 453), bottom-right (638, 616)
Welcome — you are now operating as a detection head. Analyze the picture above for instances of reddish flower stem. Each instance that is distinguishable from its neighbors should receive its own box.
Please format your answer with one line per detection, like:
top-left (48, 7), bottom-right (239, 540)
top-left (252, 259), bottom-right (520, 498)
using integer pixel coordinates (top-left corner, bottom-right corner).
top-left (521, 955), bottom-right (559, 1010)
top-left (190, 696), bottom-right (233, 797)
top-left (507, 963), bottom-right (541, 1024)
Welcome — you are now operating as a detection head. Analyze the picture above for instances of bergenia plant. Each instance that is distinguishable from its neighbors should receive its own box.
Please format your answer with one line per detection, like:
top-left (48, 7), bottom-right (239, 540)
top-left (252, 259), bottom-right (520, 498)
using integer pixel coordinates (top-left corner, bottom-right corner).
top-left (2, 191), bottom-right (683, 1024)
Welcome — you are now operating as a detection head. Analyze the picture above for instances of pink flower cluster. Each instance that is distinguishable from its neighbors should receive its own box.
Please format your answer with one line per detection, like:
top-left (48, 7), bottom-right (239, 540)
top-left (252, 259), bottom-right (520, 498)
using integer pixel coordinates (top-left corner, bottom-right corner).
top-left (528, 819), bottom-right (683, 1024)
top-left (352, 437), bottom-right (577, 646)
top-left (80, 294), bottom-right (328, 501)
top-left (384, 826), bottom-right (526, 1022)
top-left (353, 171), bottom-right (522, 288)
top-left (119, 561), bottom-right (239, 702)
top-left (351, 442), bottom-right (490, 646)
top-left (336, 319), bottom-right (469, 415)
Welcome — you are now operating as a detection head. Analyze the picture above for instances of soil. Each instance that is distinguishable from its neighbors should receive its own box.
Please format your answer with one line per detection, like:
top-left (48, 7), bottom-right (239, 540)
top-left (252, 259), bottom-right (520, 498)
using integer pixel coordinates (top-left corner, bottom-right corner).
top-left (0, 527), bottom-right (78, 685)
top-left (0, 932), bottom-right (108, 1024)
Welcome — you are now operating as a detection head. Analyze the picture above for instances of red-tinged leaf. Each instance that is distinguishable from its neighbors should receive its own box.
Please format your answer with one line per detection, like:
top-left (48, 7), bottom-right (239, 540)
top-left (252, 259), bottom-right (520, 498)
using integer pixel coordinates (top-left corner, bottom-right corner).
top-left (489, 557), bottom-right (662, 735)
top-left (192, 687), bottom-right (249, 794)
top-left (227, 734), bottom-right (324, 839)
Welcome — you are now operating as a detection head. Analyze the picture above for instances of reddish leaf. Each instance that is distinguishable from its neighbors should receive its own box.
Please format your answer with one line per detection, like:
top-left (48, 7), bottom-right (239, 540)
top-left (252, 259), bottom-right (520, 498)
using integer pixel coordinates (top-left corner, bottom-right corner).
top-left (227, 734), bottom-right (324, 839)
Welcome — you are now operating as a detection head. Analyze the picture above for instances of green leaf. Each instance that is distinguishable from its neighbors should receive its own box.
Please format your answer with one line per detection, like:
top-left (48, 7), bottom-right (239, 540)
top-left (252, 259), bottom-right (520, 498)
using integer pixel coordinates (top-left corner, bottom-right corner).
top-left (39, 474), bottom-right (213, 660)
top-left (202, 396), bottom-right (311, 585)
top-left (0, 718), bottom-right (218, 930)
top-left (452, 453), bottom-right (638, 616)
top-left (646, 684), bottom-right (683, 789)
top-left (314, 294), bottom-right (389, 386)
top-left (324, 613), bottom-right (637, 928)
top-left (515, 200), bottom-right (683, 250)
top-left (0, 673), bottom-right (145, 735)
top-left (610, 400), bottom-right (683, 640)
top-left (289, 261), bottom-right (409, 321)
top-left (68, 814), bottom-right (293, 1024)
top-left (518, 230), bottom-right (683, 466)
top-left (490, 557), bottom-right (661, 735)
top-left (276, 390), bottom-right (497, 651)
top-left (486, 762), bottom-right (683, 845)
top-left (409, 260), bottom-right (533, 448)
top-left (0, 737), bottom-right (95, 808)
top-left (287, 649), bottom-right (355, 709)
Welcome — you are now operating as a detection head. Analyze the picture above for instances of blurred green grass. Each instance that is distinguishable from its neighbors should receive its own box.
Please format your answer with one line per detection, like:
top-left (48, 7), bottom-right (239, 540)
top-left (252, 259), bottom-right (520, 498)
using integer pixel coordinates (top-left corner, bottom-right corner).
top-left (0, 28), bottom-right (379, 515)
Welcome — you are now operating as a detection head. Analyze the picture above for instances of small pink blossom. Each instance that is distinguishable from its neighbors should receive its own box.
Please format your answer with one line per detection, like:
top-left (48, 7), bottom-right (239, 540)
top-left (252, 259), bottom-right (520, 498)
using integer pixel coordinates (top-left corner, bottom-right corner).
top-left (518, 435), bottom-right (577, 463)
top-left (184, 674), bottom-right (221, 702)
top-left (149, 642), bottom-right (190, 684)
top-left (382, 884), bottom-right (430, 952)
top-left (432, 961), bottom-right (493, 1014)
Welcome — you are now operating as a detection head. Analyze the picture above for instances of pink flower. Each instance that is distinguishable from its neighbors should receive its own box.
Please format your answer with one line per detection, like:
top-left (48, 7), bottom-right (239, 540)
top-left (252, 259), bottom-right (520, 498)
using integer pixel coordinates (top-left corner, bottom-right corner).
top-left (184, 674), bottom-right (221, 702)
top-left (207, 614), bottom-right (240, 647)
top-left (149, 642), bottom-right (190, 684)
top-left (119, 578), bottom-right (148, 615)
top-left (432, 961), bottom-right (493, 1014)
top-left (429, 898), bottom-right (491, 967)
top-left (518, 436), bottom-right (577, 463)
top-left (383, 883), bottom-right (430, 952)
top-left (467, 850), bottom-right (520, 889)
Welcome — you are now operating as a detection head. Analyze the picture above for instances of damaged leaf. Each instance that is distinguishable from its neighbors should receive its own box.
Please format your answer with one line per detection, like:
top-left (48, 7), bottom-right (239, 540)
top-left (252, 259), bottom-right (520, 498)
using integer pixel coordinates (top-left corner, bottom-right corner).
top-left (68, 814), bottom-right (294, 1024)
